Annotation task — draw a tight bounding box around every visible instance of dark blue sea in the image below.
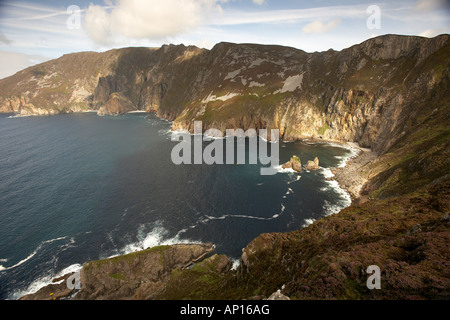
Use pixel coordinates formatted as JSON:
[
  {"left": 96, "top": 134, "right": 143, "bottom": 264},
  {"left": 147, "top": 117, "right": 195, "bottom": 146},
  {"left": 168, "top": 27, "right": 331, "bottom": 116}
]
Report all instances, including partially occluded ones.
[{"left": 0, "top": 112, "right": 355, "bottom": 299}]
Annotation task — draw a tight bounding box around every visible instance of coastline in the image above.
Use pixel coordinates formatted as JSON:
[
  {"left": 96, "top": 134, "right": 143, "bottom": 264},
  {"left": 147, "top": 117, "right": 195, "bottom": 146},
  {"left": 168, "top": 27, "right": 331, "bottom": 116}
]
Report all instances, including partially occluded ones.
[
  {"left": 5, "top": 112, "right": 379, "bottom": 300},
  {"left": 294, "top": 138, "right": 377, "bottom": 204},
  {"left": 329, "top": 143, "right": 377, "bottom": 203},
  {"left": 3, "top": 108, "right": 376, "bottom": 211}
]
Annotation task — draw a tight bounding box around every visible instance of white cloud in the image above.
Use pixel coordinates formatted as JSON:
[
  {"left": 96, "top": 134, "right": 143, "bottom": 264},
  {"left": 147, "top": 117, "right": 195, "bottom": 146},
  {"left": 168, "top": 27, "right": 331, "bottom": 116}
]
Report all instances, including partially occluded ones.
[
  {"left": 85, "top": 0, "right": 225, "bottom": 46},
  {"left": 302, "top": 18, "right": 341, "bottom": 34},
  {"left": 0, "top": 32, "right": 12, "bottom": 44},
  {"left": 195, "top": 38, "right": 215, "bottom": 49},
  {"left": 415, "top": 0, "right": 447, "bottom": 12},
  {"left": 212, "top": 5, "right": 366, "bottom": 26},
  {"left": 252, "top": 0, "right": 266, "bottom": 5},
  {"left": 0, "top": 51, "right": 51, "bottom": 79},
  {"left": 418, "top": 28, "right": 446, "bottom": 37}
]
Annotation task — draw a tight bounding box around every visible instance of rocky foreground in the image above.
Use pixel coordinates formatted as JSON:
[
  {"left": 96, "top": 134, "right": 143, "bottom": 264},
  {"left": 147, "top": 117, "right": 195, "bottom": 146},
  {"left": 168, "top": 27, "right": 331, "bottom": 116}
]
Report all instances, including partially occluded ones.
[
  {"left": 21, "top": 181, "right": 449, "bottom": 300},
  {"left": 21, "top": 244, "right": 218, "bottom": 300}
]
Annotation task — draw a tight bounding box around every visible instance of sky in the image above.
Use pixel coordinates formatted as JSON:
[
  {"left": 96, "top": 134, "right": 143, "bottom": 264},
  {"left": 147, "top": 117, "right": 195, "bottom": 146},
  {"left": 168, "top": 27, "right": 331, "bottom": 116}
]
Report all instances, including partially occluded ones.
[{"left": 0, "top": 0, "right": 449, "bottom": 79}]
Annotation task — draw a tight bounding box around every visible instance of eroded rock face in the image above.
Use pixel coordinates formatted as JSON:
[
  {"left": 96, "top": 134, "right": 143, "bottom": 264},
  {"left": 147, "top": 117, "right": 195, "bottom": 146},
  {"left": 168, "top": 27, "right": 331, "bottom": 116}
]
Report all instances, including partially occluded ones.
[
  {"left": 75, "top": 243, "right": 214, "bottom": 300},
  {"left": 305, "top": 157, "right": 320, "bottom": 170},
  {"left": 282, "top": 155, "right": 302, "bottom": 172},
  {"left": 20, "top": 273, "right": 76, "bottom": 300},
  {"left": 1, "top": 35, "right": 448, "bottom": 155},
  {"left": 19, "top": 243, "right": 215, "bottom": 300},
  {"left": 97, "top": 92, "right": 135, "bottom": 116},
  {"left": 236, "top": 182, "right": 450, "bottom": 300}
]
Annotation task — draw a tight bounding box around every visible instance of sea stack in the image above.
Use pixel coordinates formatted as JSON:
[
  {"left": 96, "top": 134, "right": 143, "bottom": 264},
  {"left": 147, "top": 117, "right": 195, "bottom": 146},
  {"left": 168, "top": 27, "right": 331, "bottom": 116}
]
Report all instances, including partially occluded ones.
[
  {"left": 305, "top": 157, "right": 320, "bottom": 170},
  {"left": 282, "top": 156, "right": 302, "bottom": 172}
]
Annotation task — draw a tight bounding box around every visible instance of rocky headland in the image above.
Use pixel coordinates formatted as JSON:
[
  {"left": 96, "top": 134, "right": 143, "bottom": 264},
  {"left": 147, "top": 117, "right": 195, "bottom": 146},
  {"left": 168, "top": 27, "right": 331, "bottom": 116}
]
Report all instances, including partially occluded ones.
[{"left": 3, "top": 34, "right": 449, "bottom": 300}]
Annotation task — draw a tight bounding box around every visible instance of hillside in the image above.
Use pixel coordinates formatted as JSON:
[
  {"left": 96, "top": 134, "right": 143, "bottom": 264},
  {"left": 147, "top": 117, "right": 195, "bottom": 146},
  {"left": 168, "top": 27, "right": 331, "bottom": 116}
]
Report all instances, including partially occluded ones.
[
  {"left": 1, "top": 34, "right": 448, "bottom": 154},
  {"left": 4, "top": 34, "right": 449, "bottom": 300}
]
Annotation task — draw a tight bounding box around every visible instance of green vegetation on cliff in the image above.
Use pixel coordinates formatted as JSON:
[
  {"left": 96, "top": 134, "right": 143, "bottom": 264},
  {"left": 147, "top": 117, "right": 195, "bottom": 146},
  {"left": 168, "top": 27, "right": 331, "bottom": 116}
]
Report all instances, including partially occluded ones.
[
  {"left": 154, "top": 182, "right": 449, "bottom": 300},
  {"left": 12, "top": 34, "right": 450, "bottom": 301}
]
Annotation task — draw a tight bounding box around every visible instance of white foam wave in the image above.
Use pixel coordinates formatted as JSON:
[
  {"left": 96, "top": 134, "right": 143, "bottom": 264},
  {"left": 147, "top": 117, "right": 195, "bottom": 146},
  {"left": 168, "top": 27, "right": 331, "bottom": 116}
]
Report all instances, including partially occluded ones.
[
  {"left": 0, "top": 236, "right": 67, "bottom": 272},
  {"left": 320, "top": 181, "right": 351, "bottom": 216},
  {"left": 204, "top": 213, "right": 273, "bottom": 222},
  {"left": 287, "top": 175, "right": 301, "bottom": 184},
  {"left": 273, "top": 165, "right": 297, "bottom": 174},
  {"left": 327, "top": 142, "right": 361, "bottom": 167},
  {"left": 231, "top": 259, "right": 240, "bottom": 270},
  {"left": 302, "top": 218, "right": 316, "bottom": 228},
  {"left": 283, "top": 188, "right": 294, "bottom": 198},
  {"left": 316, "top": 167, "right": 352, "bottom": 216},
  {"left": 259, "top": 135, "right": 279, "bottom": 144},
  {"left": 7, "top": 114, "right": 30, "bottom": 119},
  {"left": 320, "top": 167, "right": 335, "bottom": 179},
  {"left": 171, "top": 200, "right": 288, "bottom": 241},
  {"left": 169, "top": 128, "right": 279, "bottom": 145},
  {"left": 158, "top": 128, "right": 173, "bottom": 136},
  {"left": 118, "top": 222, "right": 202, "bottom": 257},
  {"left": 323, "top": 198, "right": 350, "bottom": 216},
  {"left": 200, "top": 200, "right": 286, "bottom": 223},
  {"left": 10, "top": 263, "right": 82, "bottom": 300}
]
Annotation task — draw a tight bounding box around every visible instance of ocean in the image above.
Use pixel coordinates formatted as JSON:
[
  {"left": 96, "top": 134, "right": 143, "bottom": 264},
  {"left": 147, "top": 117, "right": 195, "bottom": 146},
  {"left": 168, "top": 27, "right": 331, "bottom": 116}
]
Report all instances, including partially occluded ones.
[{"left": 0, "top": 112, "right": 356, "bottom": 299}]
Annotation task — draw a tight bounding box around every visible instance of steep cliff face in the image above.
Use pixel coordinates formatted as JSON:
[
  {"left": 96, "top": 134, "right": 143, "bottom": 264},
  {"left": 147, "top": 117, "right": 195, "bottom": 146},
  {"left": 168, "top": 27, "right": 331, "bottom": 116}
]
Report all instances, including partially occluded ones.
[
  {"left": 10, "top": 34, "right": 449, "bottom": 301},
  {"left": 1, "top": 35, "right": 448, "bottom": 156},
  {"left": 0, "top": 50, "right": 122, "bottom": 114}
]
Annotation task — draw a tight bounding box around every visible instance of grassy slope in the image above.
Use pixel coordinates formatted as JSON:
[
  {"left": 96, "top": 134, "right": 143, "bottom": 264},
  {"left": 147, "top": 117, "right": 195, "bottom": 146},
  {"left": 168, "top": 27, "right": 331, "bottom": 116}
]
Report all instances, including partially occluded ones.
[
  {"left": 362, "top": 62, "right": 450, "bottom": 199},
  {"left": 154, "top": 49, "right": 450, "bottom": 300},
  {"left": 156, "top": 182, "right": 449, "bottom": 300},
  {"left": 9, "top": 37, "right": 448, "bottom": 300}
]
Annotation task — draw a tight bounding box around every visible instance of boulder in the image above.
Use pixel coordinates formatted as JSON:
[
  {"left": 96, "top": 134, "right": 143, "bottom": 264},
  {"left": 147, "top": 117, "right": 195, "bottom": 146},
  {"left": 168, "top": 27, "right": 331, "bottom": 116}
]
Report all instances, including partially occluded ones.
[
  {"left": 282, "top": 155, "right": 302, "bottom": 172},
  {"left": 305, "top": 157, "right": 320, "bottom": 170}
]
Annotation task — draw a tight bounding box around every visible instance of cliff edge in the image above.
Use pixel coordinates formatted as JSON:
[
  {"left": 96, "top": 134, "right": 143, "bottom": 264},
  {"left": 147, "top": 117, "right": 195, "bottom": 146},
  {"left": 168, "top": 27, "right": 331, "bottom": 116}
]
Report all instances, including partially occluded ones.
[{"left": 11, "top": 34, "right": 450, "bottom": 300}]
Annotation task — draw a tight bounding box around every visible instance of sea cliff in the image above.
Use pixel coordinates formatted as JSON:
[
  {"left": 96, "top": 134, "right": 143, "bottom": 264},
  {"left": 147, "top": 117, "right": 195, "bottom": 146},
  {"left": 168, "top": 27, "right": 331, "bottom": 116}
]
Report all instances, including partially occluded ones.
[{"left": 6, "top": 34, "right": 449, "bottom": 300}]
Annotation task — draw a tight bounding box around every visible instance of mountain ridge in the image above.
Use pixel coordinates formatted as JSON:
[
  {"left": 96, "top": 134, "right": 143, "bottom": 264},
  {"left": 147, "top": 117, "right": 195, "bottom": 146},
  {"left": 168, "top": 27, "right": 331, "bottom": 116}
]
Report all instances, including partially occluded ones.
[
  {"left": 3, "top": 34, "right": 449, "bottom": 300},
  {"left": 1, "top": 34, "right": 448, "bottom": 155}
]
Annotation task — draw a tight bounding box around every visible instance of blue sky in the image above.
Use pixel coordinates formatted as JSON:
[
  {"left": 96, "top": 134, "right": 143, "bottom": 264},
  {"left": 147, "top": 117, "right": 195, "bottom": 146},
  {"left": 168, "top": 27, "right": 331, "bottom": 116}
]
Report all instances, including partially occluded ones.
[{"left": 0, "top": 0, "right": 449, "bottom": 79}]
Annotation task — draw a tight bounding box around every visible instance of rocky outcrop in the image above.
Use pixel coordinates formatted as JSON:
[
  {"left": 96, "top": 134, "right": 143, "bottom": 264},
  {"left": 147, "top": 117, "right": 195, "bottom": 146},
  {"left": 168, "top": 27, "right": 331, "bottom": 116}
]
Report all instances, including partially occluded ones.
[
  {"left": 97, "top": 92, "right": 136, "bottom": 116},
  {"left": 267, "top": 289, "right": 290, "bottom": 300},
  {"left": 282, "top": 155, "right": 302, "bottom": 172},
  {"left": 21, "top": 243, "right": 215, "bottom": 300},
  {"left": 19, "top": 180, "right": 450, "bottom": 300},
  {"left": 20, "top": 273, "right": 76, "bottom": 300},
  {"left": 235, "top": 181, "right": 450, "bottom": 300},
  {"left": 1, "top": 35, "right": 448, "bottom": 155},
  {"left": 75, "top": 243, "right": 214, "bottom": 300},
  {"left": 305, "top": 157, "right": 320, "bottom": 170}
]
